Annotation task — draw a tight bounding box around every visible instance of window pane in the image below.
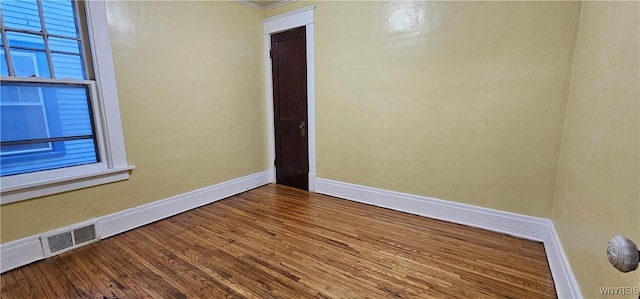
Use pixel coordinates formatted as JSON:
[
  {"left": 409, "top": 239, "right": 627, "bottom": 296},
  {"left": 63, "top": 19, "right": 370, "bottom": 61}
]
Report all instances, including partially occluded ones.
[
  {"left": 49, "top": 85, "right": 94, "bottom": 137},
  {"left": 6, "top": 32, "right": 45, "bottom": 50},
  {"left": 41, "top": 0, "right": 78, "bottom": 37},
  {"left": 51, "top": 53, "right": 84, "bottom": 79},
  {"left": 0, "top": 139, "right": 98, "bottom": 176},
  {"left": 0, "top": 49, "right": 8, "bottom": 76},
  {"left": 1, "top": 82, "right": 94, "bottom": 139},
  {"left": 1, "top": 0, "right": 42, "bottom": 31},
  {"left": 0, "top": 82, "right": 93, "bottom": 141},
  {"left": 48, "top": 37, "right": 80, "bottom": 54},
  {"left": 0, "top": 82, "right": 98, "bottom": 176},
  {"left": 8, "top": 48, "right": 50, "bottom": 78},
  {"left": 0, "top": 104, "right": 49, "bottom": 141},
  {"left": 0, "top": 84, "right": 41, "bottom": 104}
]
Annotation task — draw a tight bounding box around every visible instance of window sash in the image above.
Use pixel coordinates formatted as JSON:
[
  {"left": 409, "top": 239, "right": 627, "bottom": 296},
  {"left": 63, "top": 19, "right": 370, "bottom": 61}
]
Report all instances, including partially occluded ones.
[
  {"left": 0, "top": 75, "right": 106, "bottom": 162},
  {"left": 0, "top": 0, "right": 89, "bottom": 79},
  {"left": 0, "top": 76, "right": 118, "bottom": 193}
]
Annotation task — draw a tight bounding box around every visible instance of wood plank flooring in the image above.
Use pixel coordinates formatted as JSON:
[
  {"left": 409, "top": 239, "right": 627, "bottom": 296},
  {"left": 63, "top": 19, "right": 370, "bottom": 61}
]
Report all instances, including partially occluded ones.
[{"left": 0, "top": 184, "right": 557, "bottom": 298}]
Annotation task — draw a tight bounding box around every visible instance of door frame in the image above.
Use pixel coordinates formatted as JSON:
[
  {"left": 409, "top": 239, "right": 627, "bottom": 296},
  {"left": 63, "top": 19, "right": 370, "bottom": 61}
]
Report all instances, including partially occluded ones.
[{"left": 263, "top": 6, "right": 316, "bottom": 191}]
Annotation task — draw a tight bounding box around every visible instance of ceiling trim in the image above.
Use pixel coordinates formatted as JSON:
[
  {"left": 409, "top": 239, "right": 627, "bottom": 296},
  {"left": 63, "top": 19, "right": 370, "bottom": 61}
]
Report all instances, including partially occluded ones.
[{"left": 236, "top": 0, "right": 297, "bottom": 11}]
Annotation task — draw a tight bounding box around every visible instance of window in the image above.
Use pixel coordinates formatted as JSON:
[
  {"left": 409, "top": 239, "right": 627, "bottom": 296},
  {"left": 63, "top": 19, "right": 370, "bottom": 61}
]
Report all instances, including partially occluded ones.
[{"left": 0, "top": 0, "right": 133, "bottom": 204}]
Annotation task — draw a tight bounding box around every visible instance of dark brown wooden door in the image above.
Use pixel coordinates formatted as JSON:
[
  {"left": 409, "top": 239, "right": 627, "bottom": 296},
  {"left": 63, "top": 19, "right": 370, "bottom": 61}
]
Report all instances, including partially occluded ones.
[{"left": 271, "top": 26, "right": 308, "bottom": 190}]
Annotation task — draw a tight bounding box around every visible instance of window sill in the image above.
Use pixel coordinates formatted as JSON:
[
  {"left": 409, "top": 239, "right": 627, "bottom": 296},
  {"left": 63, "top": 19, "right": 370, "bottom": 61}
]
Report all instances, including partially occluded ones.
[{"left": 0, "top": 165, "right": 135, "bottom": 204}]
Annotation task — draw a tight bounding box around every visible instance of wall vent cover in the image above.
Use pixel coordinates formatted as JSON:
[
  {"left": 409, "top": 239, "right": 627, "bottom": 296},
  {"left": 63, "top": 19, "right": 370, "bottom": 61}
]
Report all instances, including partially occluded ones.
[
  {"left": 40, "top": 224, "right": 99, "bottom": 257},
  {"left": 47, "top": 232, "right": 74, "bottom": 253},
  {"left": 73, "top": 225, "right": 97, "bottom": 244}
]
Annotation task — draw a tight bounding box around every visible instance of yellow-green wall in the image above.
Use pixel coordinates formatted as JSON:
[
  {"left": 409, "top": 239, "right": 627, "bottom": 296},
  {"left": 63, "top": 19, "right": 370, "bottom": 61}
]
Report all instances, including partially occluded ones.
[
  {"left": 552, "top": 2, "right": 640, "bottom": 297},
  {"left": 267, "top": 1, "right": 582, "bottom": 217},
  {"left": 0, "top": 1, "right": 268, "bottom": 242}
]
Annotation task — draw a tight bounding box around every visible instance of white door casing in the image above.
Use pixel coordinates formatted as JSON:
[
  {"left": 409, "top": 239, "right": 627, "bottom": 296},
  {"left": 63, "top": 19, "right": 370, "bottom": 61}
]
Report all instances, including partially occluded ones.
[{"left": 263, "top": 6, "right": 316, "bottom": 191}]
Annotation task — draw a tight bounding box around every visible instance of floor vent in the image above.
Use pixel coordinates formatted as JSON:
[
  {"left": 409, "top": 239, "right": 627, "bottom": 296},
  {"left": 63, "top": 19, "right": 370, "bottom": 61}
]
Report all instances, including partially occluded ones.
[{"left": 40, "top": 224, "right": 99, "bottom": 257}]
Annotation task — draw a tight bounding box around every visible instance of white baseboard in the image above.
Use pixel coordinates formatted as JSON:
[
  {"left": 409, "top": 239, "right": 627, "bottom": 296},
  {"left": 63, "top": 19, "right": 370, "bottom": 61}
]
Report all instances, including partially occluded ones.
[
  {"left": 0, "top": 236, "right": 43, "bottom": 274},
  {"left": 316, "top": 178, "right": 549, "bottom": 241},
  {"left": 0, "top": 170, "right": 271, "bottom": 273},
  {"left": 315, "top": 178, "right": 582, "bottom": 299},
  {"left": 98, "top": 170, "right": 270, "bottom": 238},
  {"left": 543, "top": 223, "right": 583, "bottom": 298}
]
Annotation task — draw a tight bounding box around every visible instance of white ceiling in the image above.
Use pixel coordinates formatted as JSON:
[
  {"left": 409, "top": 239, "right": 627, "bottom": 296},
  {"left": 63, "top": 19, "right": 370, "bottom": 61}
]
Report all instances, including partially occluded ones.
[{"left": 237, "top": 0, "right": 296, "bottom": 11}]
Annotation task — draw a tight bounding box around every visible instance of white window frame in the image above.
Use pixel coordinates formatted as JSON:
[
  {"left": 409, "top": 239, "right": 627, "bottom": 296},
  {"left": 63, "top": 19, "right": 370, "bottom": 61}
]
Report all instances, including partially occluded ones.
[{"left": 0, "top": 1, "right": 134, "bottom": 204}]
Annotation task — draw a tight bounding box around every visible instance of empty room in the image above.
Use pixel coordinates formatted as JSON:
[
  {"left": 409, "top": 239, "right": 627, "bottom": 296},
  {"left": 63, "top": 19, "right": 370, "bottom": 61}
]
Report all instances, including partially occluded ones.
[{"left": 0, "top": 0, "right": 638, "bottom": 298}]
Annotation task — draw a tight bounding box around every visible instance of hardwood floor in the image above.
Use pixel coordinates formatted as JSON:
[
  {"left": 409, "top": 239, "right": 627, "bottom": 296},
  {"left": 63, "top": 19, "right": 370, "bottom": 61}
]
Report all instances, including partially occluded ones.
[{"left": 0, "top": 184, "right": 557, "bottom": 298}]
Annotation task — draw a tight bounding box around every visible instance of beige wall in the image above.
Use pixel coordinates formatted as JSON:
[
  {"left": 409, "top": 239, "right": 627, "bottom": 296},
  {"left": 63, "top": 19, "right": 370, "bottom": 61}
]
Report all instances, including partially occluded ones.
[
  {"left": 267, "top": 1, "right": 581, "bottom": 217},
  {"left": 0, "top": 1, "right": 268, "bottom": 242},
  {"left": 552, "top": 2, "right": 640, "bottom": 297}
]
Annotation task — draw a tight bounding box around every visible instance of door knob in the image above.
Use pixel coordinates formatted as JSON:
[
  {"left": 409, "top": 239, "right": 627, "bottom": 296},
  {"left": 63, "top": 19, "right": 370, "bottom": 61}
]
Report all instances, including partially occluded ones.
[{"left": 607, "top": 235, "right": 639, "bottom": 273}]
